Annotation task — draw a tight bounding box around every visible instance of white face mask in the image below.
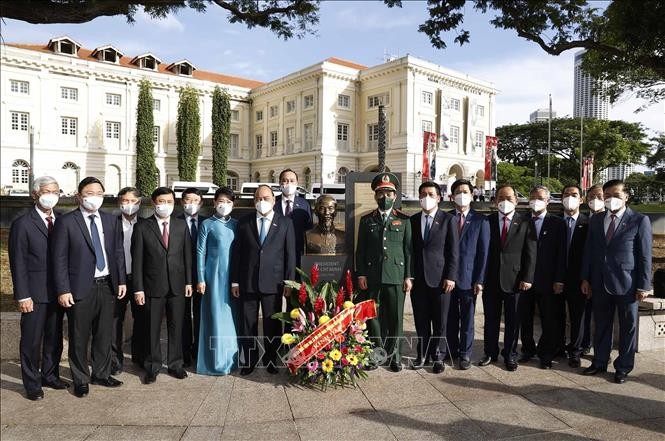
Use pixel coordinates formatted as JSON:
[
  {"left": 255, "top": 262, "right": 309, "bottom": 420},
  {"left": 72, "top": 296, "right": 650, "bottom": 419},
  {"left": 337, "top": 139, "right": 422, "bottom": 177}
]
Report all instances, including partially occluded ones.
[
  {"left": 280, "top": 184, "right": 297, "bottom": 197},
  {"left": 605, "top": 197, "right": 624, "bottom": 212},
  {"left": 120, "top": 203, "right": 140, "bottom": 216},
  {"left": 562, "top": 196, "right": 580, "bottom": 211},
  {"left": 82, "top": 196, "right": 103, "bottom": 212},
  {"left": 216, "top": 202, "right": 233, "bottom": 217},
  {"left": 454, "top": 193, "right": 472, "bottom": 208},
  {"left": 588, "top": 198, "right": 604, "bottom": 212},
  {"left": 38, "top": 193, "right": 59, "bottom": 210},
  {"left": 256, "top": 200, "right": 274, "bottom": 216},
  {"left": 155, "top": 204, "right": 174, "bottom": 218},
  {"left": 498, "top": 200, "right": 515, "bottom": 215},
  {"left": 529, "top": 199, "right": 547, "bottom": 213},
  {"left": 183, "top": 203, "right": 200, "bottom": 216},
  {"left": 419, "top": 196, "right": 439, "bottom": 212}
]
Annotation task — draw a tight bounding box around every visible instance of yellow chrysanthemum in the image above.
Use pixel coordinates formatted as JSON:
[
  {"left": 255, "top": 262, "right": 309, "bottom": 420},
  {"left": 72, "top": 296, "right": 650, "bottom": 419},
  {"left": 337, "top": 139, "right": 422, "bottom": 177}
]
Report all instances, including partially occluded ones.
[
  {"left": 343, "top": 301, "right": 355, "bottom": 309},
  {"left": 329, "top": 349, "right": 342, "bottom": 361},
  {"left": 318, "top": 315, "right": 330, "bottom": 325},
  {"left": 281, "top": 333, "right": 296, "bottom": 345},
  {"left": 322, "top": 359, "right": 334, "bottom": 373},
  {"left": 346, "top": 355, "right": 358, "bottom": 366},
  {"left": 359, "top": 322, "right": 367, "bottom": 330},
  {"left": 290, "top": 308, "right": 301, "bottom": 320}
]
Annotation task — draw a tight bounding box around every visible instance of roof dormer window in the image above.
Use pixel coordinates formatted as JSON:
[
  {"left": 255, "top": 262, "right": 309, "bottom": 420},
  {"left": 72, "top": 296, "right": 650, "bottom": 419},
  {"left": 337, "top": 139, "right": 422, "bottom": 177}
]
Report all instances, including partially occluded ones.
[
  {"left": 130, "top": 53, "right": 162, "bottom": 71},
  {"left": 47, "top": 36, "right": 81, "bottom": 56},
  {"left": 91, "top": 46, "right": 124, "bottom": 64},
  {"left": 60, "top": 41, "right": 75, "bottom": 55},
  {"left": 167, "top": 60, "right": 196, "bottom": 77}
]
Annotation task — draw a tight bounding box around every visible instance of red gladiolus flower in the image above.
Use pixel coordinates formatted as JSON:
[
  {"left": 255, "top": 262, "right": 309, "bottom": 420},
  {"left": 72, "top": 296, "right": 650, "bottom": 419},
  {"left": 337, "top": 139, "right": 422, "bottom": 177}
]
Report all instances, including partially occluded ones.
[
  {"left": 314, "top": 296, "right": 325, "bottom": 315},
  {"left": 316, "top": 352, "right": 326, "bottom": 360},
  {"left": 345, "top": 270, "right": 353, "bottom": 297},
  {"left": 335, "top": 287, "right": 345, "bottom": 308},
  {"left": 341, "top": 357, "right": 349, "bottom": 366},
  {"left": 298, "top": 284, "right": 307, "bottom": 306},
  {"left": 310, "top": 264, "right": 320, "bottom": 286},
  {"left": 354, "top": 345, "right": 363, "bottom": 352},
  {"left": 341, "top": 346, "right": 349, "bottom": 354}
]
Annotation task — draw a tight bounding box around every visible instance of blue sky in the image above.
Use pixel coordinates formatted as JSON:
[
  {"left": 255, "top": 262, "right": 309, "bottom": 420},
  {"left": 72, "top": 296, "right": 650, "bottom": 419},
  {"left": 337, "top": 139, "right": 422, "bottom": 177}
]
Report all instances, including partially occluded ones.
[{"left": 2, "top": 1, "right": 663, "bottom": 132}]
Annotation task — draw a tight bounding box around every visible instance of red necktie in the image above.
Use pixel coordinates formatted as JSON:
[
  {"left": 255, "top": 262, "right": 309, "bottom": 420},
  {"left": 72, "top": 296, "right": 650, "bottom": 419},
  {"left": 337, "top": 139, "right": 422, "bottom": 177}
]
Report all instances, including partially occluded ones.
[
  {"left": 501, "top": 215, "right": 509, "bottom": 247},
  {"left": 162, "top": 221, "right": 169, "bottom": 248},
  {"left": 458, "top": 213, "right": 465, "bottom": 235},
  {"left": 606, "top": 215, "right": 616, "bottom": 242},
  {"left": 285, "top": 199, "right": 292, "bottom": 216},
  {"left": 46, "top": 216, "right": 53, "bottom": 235}
]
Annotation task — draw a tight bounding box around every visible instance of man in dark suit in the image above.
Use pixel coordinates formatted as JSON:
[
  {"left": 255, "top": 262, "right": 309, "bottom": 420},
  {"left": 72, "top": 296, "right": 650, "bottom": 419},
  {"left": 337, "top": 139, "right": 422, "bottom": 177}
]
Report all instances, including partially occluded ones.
[
  {"left": 479, "top": 184, "right": 536, "bottom": 371},
  {"left": 447, "top": 179, "right": 490, "bottom": 370},
  {"left": 132, "top": 187, "right": 192, "bottom": 384},
  {"left": 9, "top": 176, "right": 68, "bottom": 400},
  {"left": 52, "top": 177, "right": 126, "bottom": 398},
  {"left": 560, "top": 184, "right": 589, "bottom": 368},
  {"left": 581, "top": 179, "right": 652, "bottom": 384},
  {"left": 178, "top": 187, "right": 207, "bottom": 367},
  {"left": 111, "top": 187, "right": 148, "bottom": 375},
  {"left": 274, "top": 168, "right": 312, "bottom": 263},
  {"left": 519, "top": 185, "right": 566, "bottom": 369},
  {"left": 409, "top": 181, "right": 458, "bottom": 374},
  {"left": 231, "top": 185, "right": 296, "bottom": 376}
]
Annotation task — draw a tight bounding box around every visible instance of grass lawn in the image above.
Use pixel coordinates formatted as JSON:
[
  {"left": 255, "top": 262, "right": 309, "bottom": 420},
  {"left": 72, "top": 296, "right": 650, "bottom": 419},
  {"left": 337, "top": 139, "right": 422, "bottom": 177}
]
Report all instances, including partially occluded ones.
[{"left": 631, "top": 203, "right": 665, "bottom": 213}]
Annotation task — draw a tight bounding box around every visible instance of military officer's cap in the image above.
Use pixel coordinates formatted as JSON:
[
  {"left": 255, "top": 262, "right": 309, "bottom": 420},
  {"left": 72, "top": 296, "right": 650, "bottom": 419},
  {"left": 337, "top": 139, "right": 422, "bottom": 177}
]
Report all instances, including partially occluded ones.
[{"left": 371, "top": 172, "right": 400, "bottom": 192}]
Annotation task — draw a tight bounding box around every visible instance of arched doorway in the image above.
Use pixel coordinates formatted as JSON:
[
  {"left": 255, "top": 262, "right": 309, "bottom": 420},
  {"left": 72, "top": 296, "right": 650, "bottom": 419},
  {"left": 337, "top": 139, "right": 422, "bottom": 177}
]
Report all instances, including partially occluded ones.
[
  {"left": 11, "top": 159, "right": 30, "bottom": 190},
  {"left": 105, "top": 164, "right": 121, "bottom": 195},
  {"left": 253, "top": 171, "right": 261, "bottom": 182},
  {"left": 62, "top": 161, "right": 80, "bottom": 195},
  {"left": 268, "top": 170, "right": 275, "bottom": 183},
  {"left": 337, "top": 167, "right": 349, "bottom": 184},
  {"left": 227, "top": 171, "right": 239, "bottom": 191},
  {"left": 448, "top": 164, "right": 464, "bottom": 179},
  {"left": 475, "top": 170, "right": 485, "bottom": 189}
]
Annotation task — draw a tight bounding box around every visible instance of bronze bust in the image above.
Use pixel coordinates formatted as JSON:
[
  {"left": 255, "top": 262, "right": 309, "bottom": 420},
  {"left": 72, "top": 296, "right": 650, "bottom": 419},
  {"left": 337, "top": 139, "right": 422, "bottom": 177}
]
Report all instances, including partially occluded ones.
[{"left": 305, "top": 195, "right": 346, "bottom": 255}]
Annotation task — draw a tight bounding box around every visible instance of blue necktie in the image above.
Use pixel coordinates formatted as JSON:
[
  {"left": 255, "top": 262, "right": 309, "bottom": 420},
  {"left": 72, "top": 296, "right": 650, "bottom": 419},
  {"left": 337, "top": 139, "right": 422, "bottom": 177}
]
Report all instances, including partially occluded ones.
[
  {"left": 424, "top": 215, "right": 432, "bottom": 242},
  {"left": 566, "top": 217, "right": 574, "bottom": 250},
  {"left": 190, "top": 218, "right": 198, "bottom": 242},
  {"left": 89, "top": 214, "right": 106, "bottom": 271},
  {"left": 259, "top": 217, "right": 268, "bottom": 245}
]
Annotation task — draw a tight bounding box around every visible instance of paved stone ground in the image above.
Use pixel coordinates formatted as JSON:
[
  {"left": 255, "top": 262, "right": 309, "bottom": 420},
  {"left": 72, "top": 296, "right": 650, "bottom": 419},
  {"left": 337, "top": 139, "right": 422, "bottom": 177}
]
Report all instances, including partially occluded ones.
[{"left": 2, "top": 311, "right": 664, "bottom": 441}]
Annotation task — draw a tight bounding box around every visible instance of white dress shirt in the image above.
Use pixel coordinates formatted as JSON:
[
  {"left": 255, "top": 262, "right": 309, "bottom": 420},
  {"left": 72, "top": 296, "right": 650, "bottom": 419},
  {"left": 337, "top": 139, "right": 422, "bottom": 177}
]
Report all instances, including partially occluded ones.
[
  {"left": 80, "top": 208, "right": 109, "bottom": 277},
  {"left": 184, "top": 213, "right": 199, "bottom": 236},
  {"left": 256, "top": 210, "right": 275, "bottom": 237},
  {"left": 122, "top": 215, "right": 137, "bottom": 275},
  {"left": 281, "top": 195, "right": 296, "bottom": 215},
  {"left": 498, "top": 211, "right": 515, "bottom": 237},
  {"left": 34, "top": 205, "right": 55, "bottom": 228},
  {"left": 421, "top": 210, "right": 436, "bottom": 240},
  {"left": 531, "top": 211, "right": 547, "bottom": 238},
  {"left": 604, "top": 206, "right": 626, "bottom": 236}
]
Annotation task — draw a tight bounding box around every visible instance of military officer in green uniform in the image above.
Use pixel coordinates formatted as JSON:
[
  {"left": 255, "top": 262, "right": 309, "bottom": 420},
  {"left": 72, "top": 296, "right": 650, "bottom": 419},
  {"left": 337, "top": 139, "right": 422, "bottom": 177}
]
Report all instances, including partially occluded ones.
[{"left": 356, "top": 173, "right": 413, "bottom": 372}]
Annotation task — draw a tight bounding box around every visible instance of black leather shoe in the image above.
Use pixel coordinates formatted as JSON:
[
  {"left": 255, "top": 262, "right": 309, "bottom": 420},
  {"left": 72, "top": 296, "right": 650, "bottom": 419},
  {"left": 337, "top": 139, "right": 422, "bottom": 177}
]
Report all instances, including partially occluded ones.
[
  {"left": 167, "top": 369, "right": 188, "bottom": 379},
  {"left": 111, "top": 365, "right": 122, "bottom": 376},
  {"left": 459, "top": 359, "right": 472, "bottom": 370},
  {"left": 478, "top": 355, "right": 496, "bottom": 366},
  {"left": 91, "top": 376, "right": 123, "bottom": 387},
  {"left": 144, "top": 372, "right": 157, "bottom": 384},
  {"left": 42, "top": 378, "right": 69, "bottom": 389},
  {"left": 506, "top": 362, "right": 518, "bottom": 372},
  {"left": 390, "top": 362, "right": 403, "bottom": 372},
  {"left": 240, "top": 367, "right": 254, "bottom": 376},
  {"left": 411, "top": 358, "right": 424, "bottom": 369},
  {"left": 568, "top": 358, "right": 581, "bottom": 368},
  {"left": 432, "top": 361, "right": 444, "bottom": 374},
  {"left": 365, "top": 363, "right": 378, "bottom": 371},
  {"left": 540, "top": 360, "right": 552, "bottom": 369},
  {"left": 582, "top": 347, "right": 591, "bottom": 355},
  {"left": 26, "top": 389, "right": 44, "bottom": 401},
  {"left": 582, "top": 366, "right": 607, "bottom": 376},
  {"left": 74, "top": 384, "right": 89, "bottom": 397},
  {"left": 614, "top": 372, "right": 628, "bottom": 384},
  {"left": 518, "top": 353, "right": 534, "bottom": 363},
  {"left": 267, "top": 365, "right": 279, "bottom": 375}
]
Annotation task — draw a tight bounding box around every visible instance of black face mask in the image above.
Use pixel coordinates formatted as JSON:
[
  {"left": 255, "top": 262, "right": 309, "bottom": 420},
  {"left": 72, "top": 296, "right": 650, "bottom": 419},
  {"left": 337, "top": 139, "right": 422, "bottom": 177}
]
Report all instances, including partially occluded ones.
[{"left": 377, "top": 196, "right": 394, "bottom": 211}]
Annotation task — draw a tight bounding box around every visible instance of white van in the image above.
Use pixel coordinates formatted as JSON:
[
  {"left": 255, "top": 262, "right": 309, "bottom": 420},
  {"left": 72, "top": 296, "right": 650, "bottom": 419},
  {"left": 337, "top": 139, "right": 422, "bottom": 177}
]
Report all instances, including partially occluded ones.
[
  {"left": 239, "top": 182, "right": 282, "bottom": 199},
  {"left": 309, "top": 183, "right": 346, "bottom": 201},
  {"left": 171, "top": 181, "right": 219, "bottom": 199}
]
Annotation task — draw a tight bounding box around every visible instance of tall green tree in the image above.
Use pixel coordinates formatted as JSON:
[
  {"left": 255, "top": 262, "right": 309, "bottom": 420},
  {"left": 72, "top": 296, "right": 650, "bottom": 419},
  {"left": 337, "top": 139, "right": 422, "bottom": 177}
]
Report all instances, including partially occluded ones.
[
  {"left": 135, "top": 79, "right": 158, "bottom": 194},
  {"left": 496, "top": 162, "right": 563, "bottom": 196},
  {"left": 496, "top": 118, "right": 650, "bottom": 186},
  {"left": 211, "top": 87, "right": 231, "bottom": 187},
  {"left": 176, "top": 86, "right": 201, "bottom": 181}
]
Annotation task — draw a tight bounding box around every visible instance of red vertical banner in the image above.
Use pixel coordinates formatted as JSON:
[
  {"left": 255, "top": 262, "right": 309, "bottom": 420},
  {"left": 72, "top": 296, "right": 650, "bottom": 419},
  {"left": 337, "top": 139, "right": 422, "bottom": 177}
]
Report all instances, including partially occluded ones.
[
  {"left": 485, "top": 136, "right": 498, "bottom": 181},
  {"left": 422, "top": 132, "right": 431, "bottom": 180},
  {"left": 582, "top": 156, "right": 594, "bottom": 189}
]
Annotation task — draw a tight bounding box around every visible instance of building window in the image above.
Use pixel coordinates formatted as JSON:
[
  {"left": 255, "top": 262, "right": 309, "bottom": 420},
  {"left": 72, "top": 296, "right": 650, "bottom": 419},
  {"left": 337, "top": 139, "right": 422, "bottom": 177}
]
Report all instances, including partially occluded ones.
[
  {"left": 303, "top": 123, "right": 313, "bottom": 151},
  {"left": 10, "top": 80, "right": 29, "bottom": 94},
  {"left": 337, "top": 123, "right": 349, "bottom": 151},
  {"left": 153, "top": 99, "right": 161, "bottom": 111},
  {"left": 269, "top": 105, "right": 279, "bottom": 119},
  {"left": 303, "top": 94, "right": 314, "bottom": 110},
  {"left": 11, "top": 112, "right": 29, "bottom": 131},
  {"left": 337, "top": 167, "right": 349, "bottom": 184},
  {"left": 106, "top": 93, "right": 121, "bottom": 106},
  {"left": 106, "top": 121, "right": 121, "bottom": 139},
  {"left": 58, "top": 41, "right": 76, "bottom": 55},
  {"left": 368, "top": 93, "right": 389, "bottom": 109},
  {"left": 255, "top": 134, "right": 263, "bottom": 158},
  {"left": 474, "top": 131, "right": 484, "bottom": 151},
  {"left": 368, "top": 123, "right": 379, "bottom": 150},
  {"left": 422, "top": 120, "right": 432, "bottom": 133},
  {"left": 61, "top": 117, "right": 77, "bottom": 136},
  {"left": 101, "top": 49, "right": 118, "bottom": 63},
  {"left": 286, "top": 100, "right": 296, "bottom": 114},
  {"left": 270, "top": 131, "right": 278, "bottom": 155},
  {"left": 153, "top": 126, "right": 160, "bottom": 151},
  {"left": 227, "top": 172, "right": 239, "bottom": 191},
  {"left": 450, "top": 125, "right": 460, "bottom": 144},
  {"left": 422, "top": 91, "right": 433, "bottom": 105},
  {"left": 61, "top": 87, "right": 78, "bottom": 101},
  {"left": 449, "top": 98, "right": 460, "bottom": 111},
  {"left": 338, "top": 94, "right": 350, "bottom": 109},
  {"left": 142, "top": 57, "right": 156, "bottom": 70},
  {"left": 286, "top": 127, "right": 295, "bottom": 153},
  {"left": 476, "top": 105, "right": 485, "bottom": 117},
  {"left": 256, "top": 110, "right": 263, "bottom": 122},
  {"left": 230, "top": 133, "right": 239, "bottom": 158},
  {"left": 231, "top": 110, "right": 240, "bottom": 121},
  {"left": 11, "top": 160, "right": 30, "bottom": 185}
]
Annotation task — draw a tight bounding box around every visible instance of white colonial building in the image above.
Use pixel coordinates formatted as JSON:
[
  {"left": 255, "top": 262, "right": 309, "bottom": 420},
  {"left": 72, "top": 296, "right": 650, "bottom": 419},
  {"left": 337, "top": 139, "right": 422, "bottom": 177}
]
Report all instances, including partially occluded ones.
[{"left": 1, "top": 36, "right": 497, "bottom": 197}]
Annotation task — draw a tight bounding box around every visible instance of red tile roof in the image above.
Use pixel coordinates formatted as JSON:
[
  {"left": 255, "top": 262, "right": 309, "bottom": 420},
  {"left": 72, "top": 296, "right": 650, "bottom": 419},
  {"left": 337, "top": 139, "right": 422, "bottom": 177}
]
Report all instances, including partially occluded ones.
[{"left": 325, "top": 57, "right": 367, "bottom": 70}]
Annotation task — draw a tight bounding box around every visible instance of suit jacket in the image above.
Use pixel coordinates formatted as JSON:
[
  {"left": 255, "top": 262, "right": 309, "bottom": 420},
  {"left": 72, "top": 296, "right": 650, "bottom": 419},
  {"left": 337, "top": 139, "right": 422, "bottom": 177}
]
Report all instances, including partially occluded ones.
[
  {"left": 581, "top": 207, "right": 652, "bottom": 296},
  {"left": 410, "top": 210, "right": 459, "bottom": 288},
  {"left": 230, "top": 212, "right": 296, "bottom": 294},
  {"left": 356, "top": 209, "right": 413, "bottom": 286},
  {"left": 562, "top": 213, "right": 588, "bottom": 290},
  {"left": 9, "top": 207, "right": 57, "bottom": 303},
  {"left": 52, "top": 209, "right": 125, "bottom": 300},
  {"left": 275, "top": 195, "right": 312, "bottom": 256},
  {"left": 177, "top": 213, "right": 208, "bottom": 285},
  {"left": 485, "top": 212, "right": 537, "bottom": 293},
  {"left": 131, "top": 215, "right": 192, "bottom": 297},
  {"left": 531, "top": 213, "right": 567, "bottom": 293},
  {"left": 449, "top": 209, "right": 490, "bottom": 290}
]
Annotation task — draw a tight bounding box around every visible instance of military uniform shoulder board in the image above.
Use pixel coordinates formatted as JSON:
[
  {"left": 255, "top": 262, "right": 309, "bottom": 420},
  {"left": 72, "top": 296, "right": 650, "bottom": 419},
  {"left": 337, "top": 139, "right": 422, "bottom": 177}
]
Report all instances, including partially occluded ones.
[{"left": 392, "top": 208, "right": 410, "bottom": 218}]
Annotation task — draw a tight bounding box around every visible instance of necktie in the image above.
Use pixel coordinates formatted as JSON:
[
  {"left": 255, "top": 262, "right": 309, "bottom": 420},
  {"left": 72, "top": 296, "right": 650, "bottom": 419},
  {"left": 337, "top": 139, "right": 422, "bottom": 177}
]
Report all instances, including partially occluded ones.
[
  {"left": 88, "top": 215, "right": 106, "bottom": 271},
  {"left": 259, "top": 217, "right": 268, "bottom": 245},
  {"left": 285, "top": 200, "right": 292, "bottom": 216},
  {"left": 382, "top": 213, "right": 388, "bottom": 226},
  {"left": 424, "top": 215, "right": 432, "bottom": 242},
  {"left": 190, "top": 218, "right": 198, "bottom": 242},
  {"left": 533, "top": 216, "right": 540, "bottom": 237},
  {"left": 606, "top": 215, "right": 616, "bottom": 242},
  {"left": 458, "top": 212, "right": 465, "bottom": 235},
  {"left": 162, "top": 221, "right": 169, "bottom": 248},
  {"left": 501, "top": 215, "right": 509, "bottom": 247},
  {"left": 46, "top": 216, "right": 54, "bottom": 235},
  {"left": 566, "top": 217, "right": 574, "bottom": 250}
]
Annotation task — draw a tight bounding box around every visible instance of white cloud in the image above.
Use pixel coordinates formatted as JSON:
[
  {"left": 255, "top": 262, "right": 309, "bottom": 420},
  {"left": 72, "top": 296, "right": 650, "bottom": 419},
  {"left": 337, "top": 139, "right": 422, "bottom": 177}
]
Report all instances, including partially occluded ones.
[
  {"left": 335, "top": 7, "right": 420, "bottom": 30},
  {"left": 135, "top": 10, "right": 184, "bottom": 32}
]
